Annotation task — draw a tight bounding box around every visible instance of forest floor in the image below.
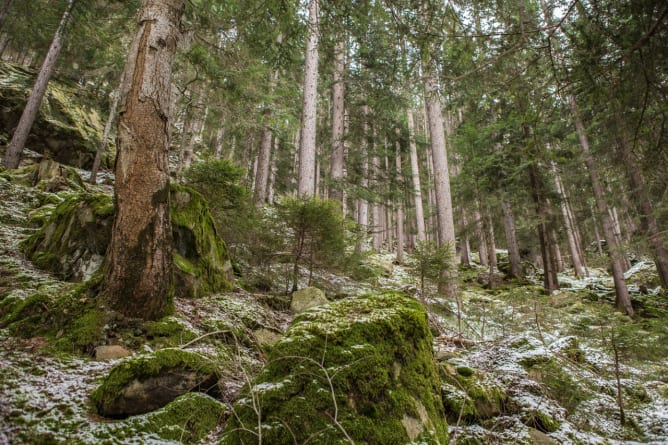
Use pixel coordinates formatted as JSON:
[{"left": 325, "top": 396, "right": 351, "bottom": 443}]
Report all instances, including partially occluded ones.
[{"left": 0, "top": 168, "right": 667, "bottom": 444}]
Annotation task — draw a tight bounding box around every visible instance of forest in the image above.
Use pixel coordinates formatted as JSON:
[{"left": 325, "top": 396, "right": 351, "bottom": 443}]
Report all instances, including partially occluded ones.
[{"left": 0, "top": 0, "right": 667, "bottom": 443}]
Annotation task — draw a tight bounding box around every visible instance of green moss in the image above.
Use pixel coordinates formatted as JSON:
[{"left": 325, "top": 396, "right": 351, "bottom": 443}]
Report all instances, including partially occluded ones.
[
  {"left": 456, "top": 366, "right": 475, "bottom": 377},
  {"left": 221, "top": 292, "right": 448, "bottom": 445},
  {"left": 90, "top": 348, "right": 220, "bottom": 412},
  {"left": 144, "top": 317, "right": 198, "bottom": 348},
  {"left": 117, "top": 393, "right": 226, "bottom": 443},
  {"left": 522, "top": 409, "right": 560, "bottom": 433},
  {"left": 523, "top": 359, "right": 588, "bottom": 413}
]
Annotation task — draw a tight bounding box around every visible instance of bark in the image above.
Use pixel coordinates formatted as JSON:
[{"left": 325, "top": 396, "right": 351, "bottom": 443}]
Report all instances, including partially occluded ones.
[
  {"left": 569, "top": 95, "right": 633, "bottom": 315},
  {"left": 90, "top": 87, "right": 122, "bottom": 184},
  {"left": 3, "top": 0, "right": 76, "bottom": 169},
  {"left": 407, "top": 106, "right": 427, "bottom": 242},
  {"left": 178, "top": 87, "right": 204, "bottom": 175},
  {"left": 528, "top": 163, "right": 559, "bottom": 293},
  {"left": 485, "top": 208, "right": 497, "bottom": 270},
  {"left": 356, "top": 104, "right": 370, "bottom": 252},
  {"left": 103, "top": 0, "right": 184, "bottom": 321},
  {"left": 423, "top": 58, "right": 458, "bottom": 295},
  {"left": 459, "top": 210, "right": 472, "bottom": 266},
  {"left": 297, "top": 0, "right": 319, "bottom": 197},
  {"left": 501, "top": 198, "right": 523, "bottom": 278},
  {"left": 253, "top": 110, "right": 273, "bottom": 207},
  {"left": 213, "top": 113, "right": 225, "bottom": 160},
  {"left": 268, "top": 136, "right": 278, "bottom": 205},
  {"left": 371, "top": 151, "right": 382, "bottom": 251},
  {"left": 552, "top": 161, "right": 586, "bottom": 277},
  {"left": 551, "top": 228, "right": 564, "bottom": 272},
  {"left": 473, "top": 206, "right": 488, "bottom": 267},
  {"left": 329, "top": 38, "right": 346, "bottom": 202}
]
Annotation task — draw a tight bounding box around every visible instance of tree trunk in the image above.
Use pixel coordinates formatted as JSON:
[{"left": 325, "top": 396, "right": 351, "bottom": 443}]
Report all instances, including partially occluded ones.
[
  {"left": 3, "top": 0, "right": 76, "bottom": 169},
  {"left": 395, "top": 138, "right": 404, "bottom": 263},
  {"left": 297, "top": 0, "right": 319, "bottom": 197},
  {"left": 407, "top": 106, "right": 427, "bottom": 243},
  {"left": 90, "top": 86, "right": 122, "bottom": 184},
  {"left": 103, "top": 0, "right": 184, "bottom": 321},
  {"left": 423, "top": 58, "right": 458, "bottom": 295},
  {"left": 473, "top": 206, "right": 488, "bottom": 267},
  {"left": 371, "top": 150, "right": 382, "bottom": 251},
  {"left": 254, "top": 68, "right": 277, "bottom": 208},
  {"left": 569, "top": 95, "right": 633, "bottom": 315},
  {"left": 0, "top": 0, "right": 13, "bottom": 30},
  {"left": 356, "top": 104, "right": 370, "bottom": 253},
  {"left": 485, "top": 207, "right": 497, "bottom": 270},
  {"left": 501, "top": 198, "right": 523, "bottom": 278},
  {"left": 459, "top": 210, "right": 472, "bottom": 266},
  {"left": 213, "top": 113, "right": 225, "bottom": 160},
  {"left": 178, "top": 87, "right": 204, "bottom": 176},
  {"left": 329, "top": 37, "right": 345, "bottom": 202},
  {"left": 552, "top": 161, "right": 586, "bottom": 277},
  {"left": 268, "top": 136, "right": 278, "bottom": 205}
]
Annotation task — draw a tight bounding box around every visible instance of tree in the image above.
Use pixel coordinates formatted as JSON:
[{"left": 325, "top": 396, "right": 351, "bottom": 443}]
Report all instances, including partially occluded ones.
[
  {"left": 2, "top": 0, "right": 76, "bottom": 169},
  {"left": 102, "top": 0, "right": 185, "bottom": 321}
]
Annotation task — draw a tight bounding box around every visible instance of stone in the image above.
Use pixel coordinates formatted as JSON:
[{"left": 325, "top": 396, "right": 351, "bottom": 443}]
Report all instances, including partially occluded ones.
[
  {"left": 221, "top": 292, "right": 449, "bottom": 445},
  {"left": 290, "top": 286, "right": 328, "bottom": 313},
  {"left": 91, "top": 348, "right": 222, "bottom": 418},
  {"left": 528, "top": 427, "right": 559, "bottom": 444},
  {"left": 94, "top": 345, "right": 132, "bottom": 361},
  {"left": 252, "top": 328, "right": 282, "bottom": 346}
]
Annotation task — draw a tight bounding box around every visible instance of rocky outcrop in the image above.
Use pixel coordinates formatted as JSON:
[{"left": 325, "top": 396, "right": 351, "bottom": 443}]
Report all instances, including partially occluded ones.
[{"left": 221, "top": 292, "right": 449, "bottom": 445}]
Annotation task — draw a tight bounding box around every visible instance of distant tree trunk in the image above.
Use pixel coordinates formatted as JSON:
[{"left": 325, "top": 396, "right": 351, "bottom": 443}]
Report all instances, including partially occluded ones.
[
  {"left": 329, "top": 37, "right": 345, "bottom": 203},
  {"left": 485, "top": 207, "right": 497, "bottom": 270},
  {"left": 371, "top": 149, "right": 382, "bottom": 251},
  {"left": 356, "top": 104, "right": 370, "bottom": 252},
  {"left": 407, "top": 106, "right": 427, "bottom": 243},
  {"left": 395, "top": 138, "right": 404, "bottom": 264},
  {"left": 552, "top": 162, "right": 586, "bottom": 277},
  {"left": 297, "top": 0, "right": 319, "bottom": 197},
  {"left": 90, "top": 86, "right": 122, "bottom": 184},
  {"left": 103, "top": 0, "right": 184, "bottom": 321},
  {"left": 459, "top": 210, "right": 472, "bottom": 266},
  {"left": 591, "top": 204, "right": 605, "bottom": 256},
  {"left": 423, "top": 57, "right": 458, "bottom": 295},
  {"left": 268, "top": 136, "right": 278, "bottom": 205},
  {"left": 501, "top": 198, "right": 523, "bottom": 278},
  {"left": 253, "top": 110, "right": 273, "bottom": 207},
  {"left": 213, "top": 114, "right": 225, "bottom": 160},
  {"left": 179, "top": 87, "right": 204, "bottom": 176},
  {"left": 569, "top": 95, "right": 633, "bottom": 315},
  {"left": 2, "top": 0, "right": 76, "bottom": 169},
  {"left": 473, "top": 206, "right": 488, "bottom": 267},
  {"left": 551, "top": 228, "right": 564, "bottom": 272}
]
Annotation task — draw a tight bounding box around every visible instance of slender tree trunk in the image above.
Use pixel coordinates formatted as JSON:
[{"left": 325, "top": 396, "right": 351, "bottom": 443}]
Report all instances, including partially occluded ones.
[
  {"left": 253, "top": 109, "right": 273, "bottom": 207},
  {"left": 371, "top": 150, "right": 382, "bottom": 251},
  {"left": 297, "top": 0, "right": 319, "bottom": 197},
  {"left": 213, "top": 113, "right": 225, "bottom": 160},
  {"left": 552, "top": 161, "right": 586, "bottom": 277},
  {"left": 529, "top": 163, "right": 560, "bottom": 293},
  {"left": 423, "top": 58, "right": 458, "bottom": 295},
  {"left": 569, "top": 95, "right": 633, "bottom": 315},
  {"left": 485, "top": 207, "right": 497, "bottom": 270},
  {"left": 501, "top": 198, "right": 523, "bottom": 278},
  {"left": 179, "top": 87, "right": 204, "bottom": 175},
  {"left": 395, "top": 138, "right": 404, "bottom": 263},
  {"left": 329, "top": 37, "right": 345, "bottom": 202},
  {"left": 460, "top": 210, "right": 472, "bottom": 266},
  {"left": 3, "top": 0, "right": 76, "bottom": 169},
  {"left": 591, "top": 204, "right": 605, "bottom": 256},
  {"left": 356, "top": 105, "right": 370, "bottom": 252},
  {"left": 268, "top": 136, "right": 278, "bottom": 205},
  {"left": 551, "top": 228, "right": 564, "bottom": 272},
  {"left": 103, "top": 0, "right": 184, "bottom": 321},
  {"left": 407, "top": 106, "right": 427, "bottom": 243},
  {"left": 90, "top": 87, "right": 122, "bottom": 184},
  {"left": 474, "top": 206, "right": 488, "bottom": 267}
]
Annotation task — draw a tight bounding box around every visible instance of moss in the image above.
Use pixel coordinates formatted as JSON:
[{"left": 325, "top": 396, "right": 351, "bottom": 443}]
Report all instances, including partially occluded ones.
[
  {"left": 117, "top": 393, "right": 227, "bottom": 444},
  {"left": 522, "top": 409, "right": 560, "bottom": 433},
  {"left": 221, "top": 292, "right": 448, "bottom": 445},
  {"left": 523, "top": 359, "right": 588, "bottom": 413},
  {"left": 456, "top": 366, "right": 475, "bottom": 377},
  {"left": 90, "top": 348, "right": 220, "bottom": 413},
  {"left": 144, "top": 317, "right": 198, "bottom": 348}
]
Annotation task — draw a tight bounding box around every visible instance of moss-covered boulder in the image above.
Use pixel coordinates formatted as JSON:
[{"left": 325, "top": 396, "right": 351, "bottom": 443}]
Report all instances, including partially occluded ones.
[
  {"left": 0, "top": 61, "right": 104, "bottom": 169},
  {"left": 111, "top": 392, "right": 227, "bottom": 444},
  {"left": 91, "top": 348, "right": 222, "bottom": 418},
  {"left": 22, "top": 183, "right": 234, "bottom": 297},
  {"left": 290, "top": 286, "right": 328, "bottom": 313},
  {"left": 171, "top": 184, "right": 234, "bottom": 298},
  {"left": 221, "top": 292, "right": 449, "bottom": 445},
  {"left": 22, "top": 191, "right": 113, "bottom": 281}
]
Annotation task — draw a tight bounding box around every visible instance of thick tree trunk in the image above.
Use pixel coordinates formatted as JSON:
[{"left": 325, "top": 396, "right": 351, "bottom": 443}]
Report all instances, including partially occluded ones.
[
  {"left": 3, "top": 0, "right": 76, "bottom": 169},
  {"left": 329, "top": 38, "right": 345, "bottom": 202},
  {"left": 569, "top": 95, "right": 633, "bottom": 315},
  {"left": 423, "top": 59, "right": 458, "bottom": 295},
  {"left": 103, "top": 0, "right": 184, "bottom": 321},
  {"left": 90, "top": 87, "right": 122, "bottom": 184},
  {"left": 501, "top": 198, "right": 523, "bottom": 278},
  {"left": 297, "top": 0, "right": 319, "bottom": 197},
  {"left": 407, "top": 107, "right": 427, "bottom": 243}
]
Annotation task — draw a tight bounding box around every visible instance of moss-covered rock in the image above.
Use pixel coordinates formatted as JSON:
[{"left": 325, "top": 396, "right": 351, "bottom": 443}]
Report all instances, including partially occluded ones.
[
  {"left": 22, "top": 191, "right": 113, "bottom": 281},
  {"left": 290, "top": 286, "right": 328, "bottom": 313},
  {"left": 221, "top": 292, "right": 448, "bottom": 445},
  {"left": 90, "top": 348, "right": 222, "bottom": 418},
  {"left": 21, "top": 184, "right": 234, "bottom": 298},
  {"left": 0, "top": 61, "right": 104, "bottom": 169},
  {"left": 114, "top": 392, "right": 227, "bottom": 444},
  {"left": 170, "top": 183, "right": 234, "bottom": 298}
]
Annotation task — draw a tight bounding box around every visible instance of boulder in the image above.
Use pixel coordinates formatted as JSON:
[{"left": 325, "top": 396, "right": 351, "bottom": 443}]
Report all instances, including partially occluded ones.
[
  {"left": 221, "top": 292, "right": 449, "bottom": 445},
  {"left": 94, "top": 345, "right": 132, "bottom": 361},
  {"left": 90, "top": 348, "right": 221, "bottom": 418},
  {"left": 290, "top": 286, "right": 328, "bottom": 313},
  {"left": 0, "top": 61, "right": 104, "bottom": 169},
  {"left": 22, "top": 183, "right": 234, "bottom": 297}
]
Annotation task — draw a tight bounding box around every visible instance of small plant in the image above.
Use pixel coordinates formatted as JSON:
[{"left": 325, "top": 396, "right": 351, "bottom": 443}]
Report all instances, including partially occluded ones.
[{"left": 409, "top": 240, "right": 453, "bottom": 299}]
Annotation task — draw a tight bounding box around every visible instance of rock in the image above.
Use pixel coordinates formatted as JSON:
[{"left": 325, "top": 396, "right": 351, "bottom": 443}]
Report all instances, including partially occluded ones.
[
  {"left": 0, "top": 61, "right": 104, "bottom": 169},
  {"left": 91, "top": 348, "right": 222, "bottom": 418},
  {"left": 527, "top": 428, "right": 559, "bottom": 445},
  {"left": 290, "top": 286, "right": 328, "bottom": 313},
  {"left": 221, "top": 292, "right": 449, "bottom": 445},
  {"left": 32, "top": 158, "right": 85, "bottom": 192},
  {"left": 22, "top": 184, "right": 234, "bottom": 298},
  {"left": 94, "top": 345, "right": 132, "bottom": 361},
  {"left": 113, "top": 393, "right": 227, "bottom": 443},
  {"left": 253, "top": 328, "right": 282, "bottom": 346}
]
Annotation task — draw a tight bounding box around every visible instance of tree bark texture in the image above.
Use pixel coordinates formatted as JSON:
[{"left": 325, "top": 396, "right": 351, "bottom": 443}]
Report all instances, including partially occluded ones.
[
  {"left": 407, "top": 106, "right": 427, "bottom": 243},
  {"left": 254, "top": 102, "right": 274, "bottom": 207},
  {"left": 395, "top": 138, "right": 404, "bottom": 263},
  {"left": 90, "top": 87, "right": 122, "bottom": 184},
  {"left": 501, "top": 198, "right": 523, "bottom": 278},
  {"left": 297, "top": 0, "right": 319, "bottom": 197},
  {"left": 3, "top": 0, "right": 76, "bottom": 169},
  {"left": 552, "top": 162, "right": 586, "bottom": 277},
  {"left": 329, "top": 37, "right": 345, "bottom": 202},
  {"left": 103, "top": 0, "right": 184, "bottom": 321}
]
